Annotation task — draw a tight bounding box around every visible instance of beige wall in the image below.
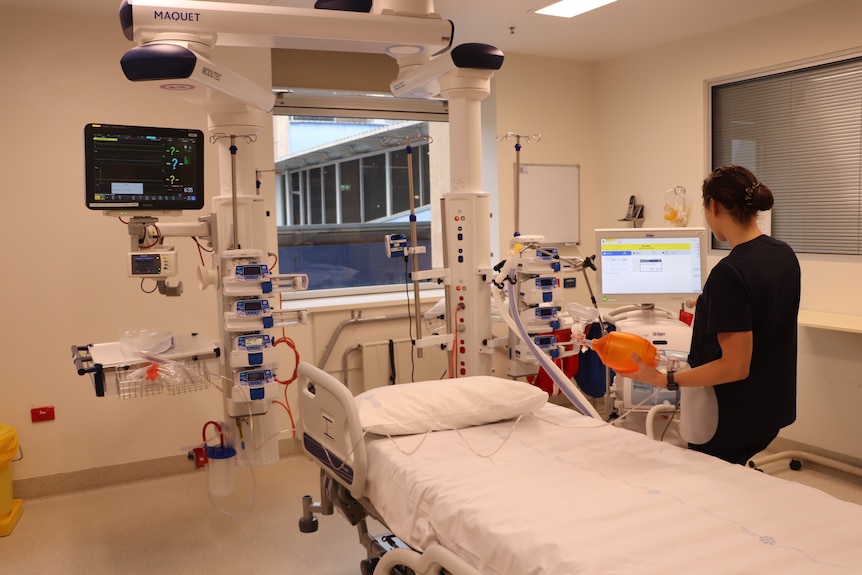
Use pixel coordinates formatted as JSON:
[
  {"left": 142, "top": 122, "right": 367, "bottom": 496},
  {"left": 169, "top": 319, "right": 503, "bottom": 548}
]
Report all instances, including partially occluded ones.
[
  {"left": 493, "top": 54, "right": 598, "bottom": 264},
  {"left": 0, "top": 6, "right": 278, "bottom": 480},
  {"left": 4, "top": 0, "right": 862, "bottom": 482}
]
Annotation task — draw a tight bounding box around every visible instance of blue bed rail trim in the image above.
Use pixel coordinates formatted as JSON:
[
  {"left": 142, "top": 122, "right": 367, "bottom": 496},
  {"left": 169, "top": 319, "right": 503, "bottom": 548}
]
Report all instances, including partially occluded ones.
[{"left": 303, "top": 433, "right": 355, "bottom": 486}]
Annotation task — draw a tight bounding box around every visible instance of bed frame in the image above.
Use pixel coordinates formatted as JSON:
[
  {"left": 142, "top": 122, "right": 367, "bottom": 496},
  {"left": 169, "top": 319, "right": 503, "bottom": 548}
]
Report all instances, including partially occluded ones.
[
  {"left": 296, "top": 361, "right": 862, "bottom": 575},
  {"left": 296, "top": 362, "right": 473, "bottom": 575}
]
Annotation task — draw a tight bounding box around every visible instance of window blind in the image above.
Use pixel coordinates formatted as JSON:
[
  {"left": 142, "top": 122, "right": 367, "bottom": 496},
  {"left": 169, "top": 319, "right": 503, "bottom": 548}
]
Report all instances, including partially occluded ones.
[{"left": 711, "top": 56, "right": 862, "bottom": 255}]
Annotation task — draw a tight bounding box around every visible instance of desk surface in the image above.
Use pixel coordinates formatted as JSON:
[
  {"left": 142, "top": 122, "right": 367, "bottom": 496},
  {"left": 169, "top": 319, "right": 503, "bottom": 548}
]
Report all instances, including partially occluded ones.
[{"left": 798, "top": 310, "right": 862, "bottom": 334}]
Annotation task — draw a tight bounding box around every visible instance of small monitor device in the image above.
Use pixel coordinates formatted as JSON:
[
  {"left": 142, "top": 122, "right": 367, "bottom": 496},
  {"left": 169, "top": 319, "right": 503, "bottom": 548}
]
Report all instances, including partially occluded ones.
[
  {"left": 595, "top": 227, "right": 707, "bottom": 306},
  {"left": 128, "top": 250, "right": 177, "bottom": 278},
  {"left": 84, "top": 123, "right": 204, "bottom": 212}
]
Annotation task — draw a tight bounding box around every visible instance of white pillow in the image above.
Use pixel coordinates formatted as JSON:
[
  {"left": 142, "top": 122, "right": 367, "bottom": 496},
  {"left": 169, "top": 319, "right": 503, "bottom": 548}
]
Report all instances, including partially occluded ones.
[{"left": 355, "top": 376, "right": 548, "bottom": 436}]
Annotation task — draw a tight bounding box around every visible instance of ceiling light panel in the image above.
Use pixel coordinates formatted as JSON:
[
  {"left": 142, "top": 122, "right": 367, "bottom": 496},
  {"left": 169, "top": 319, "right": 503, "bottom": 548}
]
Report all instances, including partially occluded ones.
[{"left": 535, "top": 0, "right": 617, "bottom": 18}]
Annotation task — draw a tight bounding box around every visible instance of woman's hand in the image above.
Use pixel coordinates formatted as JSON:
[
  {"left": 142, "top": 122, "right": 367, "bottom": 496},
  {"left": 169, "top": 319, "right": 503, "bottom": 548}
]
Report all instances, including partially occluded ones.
[{"left": 624, "top": 353, "right": 665, "bottom": 388}]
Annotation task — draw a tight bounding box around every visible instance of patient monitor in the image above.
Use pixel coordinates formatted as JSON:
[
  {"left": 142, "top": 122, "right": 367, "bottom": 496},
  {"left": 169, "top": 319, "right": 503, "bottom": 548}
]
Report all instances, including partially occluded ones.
[
  {"left": 84, "top": 123, "right": 205, "bottom": 214},
  {"left": 595, "top": 227, "right": 707, "bottom": 307}
]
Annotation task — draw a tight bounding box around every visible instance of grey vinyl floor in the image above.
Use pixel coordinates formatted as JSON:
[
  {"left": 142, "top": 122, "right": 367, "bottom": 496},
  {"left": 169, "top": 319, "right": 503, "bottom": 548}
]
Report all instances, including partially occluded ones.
[
  {"left": 0, "top": 455, "right": 371, "bottom": 575},
  {"left": 2, "top": 450, "right": 861, "bottom": 575}
]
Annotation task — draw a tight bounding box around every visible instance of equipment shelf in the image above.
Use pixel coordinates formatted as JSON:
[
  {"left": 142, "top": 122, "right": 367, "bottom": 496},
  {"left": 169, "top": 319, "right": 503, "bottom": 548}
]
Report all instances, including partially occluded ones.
[{"left": 71, "top": 333, "right": 221, "bottom": 398}]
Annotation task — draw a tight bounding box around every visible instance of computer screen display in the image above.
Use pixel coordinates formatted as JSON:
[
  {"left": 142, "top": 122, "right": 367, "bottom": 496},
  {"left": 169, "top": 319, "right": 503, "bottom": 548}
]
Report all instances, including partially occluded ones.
[
  {"left": 84, "top": 123, "right": 205, "bottom": 212},
  {"left": 595, "top": 227, "right": 708, "bottom": 306}
]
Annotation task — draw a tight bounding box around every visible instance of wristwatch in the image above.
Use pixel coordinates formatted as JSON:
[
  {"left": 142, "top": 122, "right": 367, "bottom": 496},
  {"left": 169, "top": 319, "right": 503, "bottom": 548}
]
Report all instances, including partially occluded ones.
[{"left": 666, "top": 371, "right": 679, "bottom": 391}]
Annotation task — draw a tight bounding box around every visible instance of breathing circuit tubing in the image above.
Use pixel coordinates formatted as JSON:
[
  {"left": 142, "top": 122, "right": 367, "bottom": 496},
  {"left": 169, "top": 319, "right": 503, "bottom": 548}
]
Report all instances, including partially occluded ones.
[{"left": 491, "top": 257, "right": 601, "bottom": 420}]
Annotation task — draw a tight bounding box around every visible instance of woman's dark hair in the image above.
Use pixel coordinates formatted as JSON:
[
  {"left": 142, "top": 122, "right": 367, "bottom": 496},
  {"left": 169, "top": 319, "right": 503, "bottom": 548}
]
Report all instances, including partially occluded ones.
[{"left": 702, "top": 165, "right": 774, "bottom": 225}]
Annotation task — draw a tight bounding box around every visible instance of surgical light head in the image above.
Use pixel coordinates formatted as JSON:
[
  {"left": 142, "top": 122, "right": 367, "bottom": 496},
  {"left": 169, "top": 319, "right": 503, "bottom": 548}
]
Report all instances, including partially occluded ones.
[
  {"left": 390, "top": 43, "right": 504, "bottom": 99},
  {"left": 120, "top": 42, "right": 276, "bottom": 113}
]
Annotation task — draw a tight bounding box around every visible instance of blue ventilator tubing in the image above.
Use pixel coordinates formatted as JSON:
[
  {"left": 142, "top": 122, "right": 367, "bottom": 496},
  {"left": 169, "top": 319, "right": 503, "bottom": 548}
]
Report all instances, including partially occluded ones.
[{"left": 505, "top": 283, "right": 601, "bottom": 419}]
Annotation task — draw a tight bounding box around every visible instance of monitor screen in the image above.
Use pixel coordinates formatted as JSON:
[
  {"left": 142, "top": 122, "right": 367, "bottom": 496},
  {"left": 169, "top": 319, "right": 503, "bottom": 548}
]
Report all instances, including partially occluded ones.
[
  {"left": 595, "top": 227, "right": 707, "bottom": 306},
  {"left": 84, "top": 123, "right": 205, "bottom": 212}
]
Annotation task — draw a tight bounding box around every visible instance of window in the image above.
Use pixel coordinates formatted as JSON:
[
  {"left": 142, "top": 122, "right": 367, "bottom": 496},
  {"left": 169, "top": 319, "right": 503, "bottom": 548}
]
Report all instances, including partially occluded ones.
[
  {"left": 711, "top": 55, "right": 862, "bottom": 255},
  {"left": 273, "top": 95, "right": 448, "bottom": 295}
]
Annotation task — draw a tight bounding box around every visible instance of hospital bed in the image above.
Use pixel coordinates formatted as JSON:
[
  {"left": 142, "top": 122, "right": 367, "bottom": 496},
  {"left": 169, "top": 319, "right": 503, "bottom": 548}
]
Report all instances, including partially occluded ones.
[{"left": 296, "top": 362, "right": 862, "bottom": 575}]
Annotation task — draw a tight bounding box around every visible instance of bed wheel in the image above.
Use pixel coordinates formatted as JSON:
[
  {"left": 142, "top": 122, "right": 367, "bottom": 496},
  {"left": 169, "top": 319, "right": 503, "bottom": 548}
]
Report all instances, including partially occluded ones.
[
  {"left": 361, "top": 557, "right": 415, "bottom": 575},
  {"left": 360, "top": 558, "right": 378, "bottom": 575},
  {"left": 298, "top": 515, "right": 319, "bottom": 533},
  {"left": 790, "top": 459, "right": 803, "bottom": 471}
]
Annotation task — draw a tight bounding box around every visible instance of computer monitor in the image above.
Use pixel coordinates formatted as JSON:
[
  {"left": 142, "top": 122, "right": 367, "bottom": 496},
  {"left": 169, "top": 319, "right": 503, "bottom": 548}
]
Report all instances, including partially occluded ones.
[
  {"left": 594, "top": 227, "right": 708, "bottom": 306},
  {"left": 84, "top": 123, "right": 205, "bottom": 213}
]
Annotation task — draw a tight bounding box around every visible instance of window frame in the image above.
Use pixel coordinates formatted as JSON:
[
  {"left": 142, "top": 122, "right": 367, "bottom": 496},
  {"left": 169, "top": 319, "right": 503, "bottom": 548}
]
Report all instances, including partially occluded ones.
[{"left": 272, "top": 91, "right": 449, "bottom": 299}]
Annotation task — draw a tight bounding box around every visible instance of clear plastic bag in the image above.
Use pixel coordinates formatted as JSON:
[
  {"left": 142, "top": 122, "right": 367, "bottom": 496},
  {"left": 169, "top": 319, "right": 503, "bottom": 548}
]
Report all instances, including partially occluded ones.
[
  {"left": 663, "top": 186, "right": 692, "bottom": 227},
  {"left": 118, "top": 328, "right": 173, "bottom": 356}
]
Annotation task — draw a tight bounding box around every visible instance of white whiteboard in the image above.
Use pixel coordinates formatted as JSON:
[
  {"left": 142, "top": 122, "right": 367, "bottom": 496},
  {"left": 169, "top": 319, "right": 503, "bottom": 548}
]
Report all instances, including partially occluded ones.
[{"left": 516, "top": 163, "right": 580, "bottom": 244}]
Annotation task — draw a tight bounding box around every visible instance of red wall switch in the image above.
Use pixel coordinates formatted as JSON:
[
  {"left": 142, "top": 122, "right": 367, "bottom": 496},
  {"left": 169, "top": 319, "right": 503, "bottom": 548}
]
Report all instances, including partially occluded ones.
[
  {"left": 193, "top": 447, "right": 209, "bottom": 468},
  {"left": 31, "top": 406, "right": 55, "bottom": 422}
]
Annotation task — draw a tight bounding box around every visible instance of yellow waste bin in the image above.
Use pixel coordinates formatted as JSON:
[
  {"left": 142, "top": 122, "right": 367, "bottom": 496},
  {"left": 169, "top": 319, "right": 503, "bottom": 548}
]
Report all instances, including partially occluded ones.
[{"left": 0, "top": 424, "right": 23, "bottom": 536}]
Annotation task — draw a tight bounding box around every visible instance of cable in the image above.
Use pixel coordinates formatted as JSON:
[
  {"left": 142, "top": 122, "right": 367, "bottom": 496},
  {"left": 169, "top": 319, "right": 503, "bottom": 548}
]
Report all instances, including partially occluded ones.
[
  {"left": 258, "top": 426, "right": 299, "bottom": 447},
  {"left": 659, "top": 404, "right": 680, "bottom": 442},
  {"left": 140, "top": 278, "right": 158, "bottom": 294},
  {"left": 532, "top": 410, "right": 607, "bottom": 430},
  {"left": 192, "top": 237, "right": 213, "bottom": 268},
  {"left": 272, "top": 400, "right": 296, "bottom": 436},
  {"left": 273, "top": 330, "right": 300, "bottom": 385},
  {"left": 319, "top": 413, "right": 526, "bottom": 475},
  {"left": 266, "top": 248, "right": 300, "bottom": 437},
  {"left": 272, "top": 330, "right": 299, "bottom": 437},
  {"left": 357, "top": 408, "right": 606, "bottom": 465},
  {"left": 611, "top": 384, "right": 681, "bottom": 425}
]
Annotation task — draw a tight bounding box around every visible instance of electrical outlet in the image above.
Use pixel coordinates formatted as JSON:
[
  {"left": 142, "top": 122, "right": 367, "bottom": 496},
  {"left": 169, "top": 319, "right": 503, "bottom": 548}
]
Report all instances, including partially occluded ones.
[{"left": 31, "top": 406, "right": 55, "bottom": 423}]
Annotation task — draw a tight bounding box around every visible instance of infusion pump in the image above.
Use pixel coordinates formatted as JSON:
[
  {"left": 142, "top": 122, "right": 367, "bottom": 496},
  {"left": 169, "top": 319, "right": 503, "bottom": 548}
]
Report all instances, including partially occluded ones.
[{"left": 129, "top": 248, "right": 178, "bottom": 278}]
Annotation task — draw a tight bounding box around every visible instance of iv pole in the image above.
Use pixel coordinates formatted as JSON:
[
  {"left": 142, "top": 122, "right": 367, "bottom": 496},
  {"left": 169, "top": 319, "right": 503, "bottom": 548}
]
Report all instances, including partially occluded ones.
[
  {"left": 497, "top": 132, "right": 541, "bottom": 235},
  {"left": 383, "top": 134, "right": 433, "bottom": 359}
]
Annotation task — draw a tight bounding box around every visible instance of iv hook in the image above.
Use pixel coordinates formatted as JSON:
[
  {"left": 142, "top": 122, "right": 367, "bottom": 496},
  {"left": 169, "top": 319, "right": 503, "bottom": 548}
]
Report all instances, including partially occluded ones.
[{"left": 498, "top": 132, "right": 541, "bottom": 235}]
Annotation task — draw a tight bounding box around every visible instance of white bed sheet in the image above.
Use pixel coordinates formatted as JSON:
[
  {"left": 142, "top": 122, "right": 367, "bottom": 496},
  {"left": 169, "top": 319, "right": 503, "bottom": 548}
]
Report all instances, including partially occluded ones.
[{"left": 364, "top": 403, "right": 862, "bottom": 575}]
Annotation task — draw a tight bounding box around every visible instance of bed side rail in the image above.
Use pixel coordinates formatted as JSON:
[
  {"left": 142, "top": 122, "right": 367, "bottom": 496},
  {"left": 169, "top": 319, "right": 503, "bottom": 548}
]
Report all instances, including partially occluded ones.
[{"left": 297, "top": 361, "right": 368, "bottom": 501}]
